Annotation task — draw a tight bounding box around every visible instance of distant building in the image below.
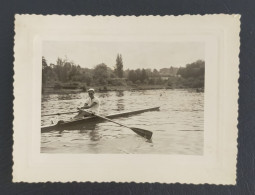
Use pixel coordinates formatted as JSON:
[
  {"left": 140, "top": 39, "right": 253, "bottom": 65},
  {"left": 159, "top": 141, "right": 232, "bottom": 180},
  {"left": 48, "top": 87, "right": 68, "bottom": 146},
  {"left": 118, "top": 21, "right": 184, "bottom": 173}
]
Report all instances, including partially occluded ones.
[
  {"left": 161, "top": 76, "right": 171, "bottom": 80},
  {"left": 156, "top": 66, "right": 179, "bottom": 79},
  {"left": 159, "top": 66, "right": 178, "bottom": 76},
  {"left": 147, "top": 67, "right": 179, "bottom": 81}
]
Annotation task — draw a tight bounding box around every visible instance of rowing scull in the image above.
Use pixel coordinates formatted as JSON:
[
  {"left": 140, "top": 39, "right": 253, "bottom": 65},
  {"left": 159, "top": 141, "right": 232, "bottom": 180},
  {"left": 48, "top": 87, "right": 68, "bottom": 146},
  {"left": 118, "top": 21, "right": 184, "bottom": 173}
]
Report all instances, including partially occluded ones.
[{"left": 41, "top": 106, "right": 160, "bottom": 132}]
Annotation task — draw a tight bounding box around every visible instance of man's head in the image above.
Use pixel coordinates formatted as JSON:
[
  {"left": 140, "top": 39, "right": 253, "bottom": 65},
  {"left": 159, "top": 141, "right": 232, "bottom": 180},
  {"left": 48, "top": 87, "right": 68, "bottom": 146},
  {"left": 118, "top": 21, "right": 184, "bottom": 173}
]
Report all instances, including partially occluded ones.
[{"left": 88, "top": 88, "right": 95, "bottom": 98}]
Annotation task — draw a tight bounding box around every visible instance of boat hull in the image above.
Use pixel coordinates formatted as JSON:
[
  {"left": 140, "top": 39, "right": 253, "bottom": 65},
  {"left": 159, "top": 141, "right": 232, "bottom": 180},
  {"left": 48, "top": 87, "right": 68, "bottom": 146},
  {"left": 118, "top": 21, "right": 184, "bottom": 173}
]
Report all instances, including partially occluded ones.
[{"left": 41, "top": 106, "right": 160, "bottom": 132}]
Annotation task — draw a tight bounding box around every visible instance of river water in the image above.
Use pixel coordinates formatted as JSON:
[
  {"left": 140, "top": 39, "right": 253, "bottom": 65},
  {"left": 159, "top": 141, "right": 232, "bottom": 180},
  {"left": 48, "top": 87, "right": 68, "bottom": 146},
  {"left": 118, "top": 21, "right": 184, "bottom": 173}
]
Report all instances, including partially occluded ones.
[{"left": 41, "top": 89, "right": 204, "bottom": 155}]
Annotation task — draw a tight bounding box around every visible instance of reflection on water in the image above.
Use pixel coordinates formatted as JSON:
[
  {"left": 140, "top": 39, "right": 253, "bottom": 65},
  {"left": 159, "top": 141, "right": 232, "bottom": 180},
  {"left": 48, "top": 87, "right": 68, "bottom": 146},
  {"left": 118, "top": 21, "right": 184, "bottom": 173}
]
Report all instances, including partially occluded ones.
[
  {"left": 41, "top": 89, "right": 204, "bottom": 155},
  {"left": 116, "top": 99, "right": 125, "bottom": 111},
  {"left": 115, "top": 91, "right": 125, "bottom": 111},
  {"left": 89, "top": 129, "right": 101, "bottom": 141},
  {"left": 116, "top": 90, "right": 124, "bottom": 97}
]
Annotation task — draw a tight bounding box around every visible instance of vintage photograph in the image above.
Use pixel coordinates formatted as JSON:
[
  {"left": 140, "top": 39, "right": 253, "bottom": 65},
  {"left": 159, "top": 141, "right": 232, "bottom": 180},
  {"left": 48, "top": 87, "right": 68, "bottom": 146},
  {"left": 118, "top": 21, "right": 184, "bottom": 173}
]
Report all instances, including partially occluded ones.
[
  {"left": 41, "top": 41, "right": 205, "bottom": 154},
  {"left": 13, "top": 15, "right": 239, "bottom": 184}
]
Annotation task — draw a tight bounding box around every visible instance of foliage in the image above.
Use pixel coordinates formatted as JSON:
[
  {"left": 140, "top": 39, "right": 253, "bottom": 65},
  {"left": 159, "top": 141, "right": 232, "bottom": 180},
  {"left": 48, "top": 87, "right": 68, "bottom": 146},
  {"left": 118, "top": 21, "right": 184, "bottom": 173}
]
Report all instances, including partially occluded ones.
[
  {"left": 42, "top": 55, "right": 205, "bottom": 89},
  {"left": 127, "top": 68, "right": 149, "bottom": 84},
  {"left": 135, "top": 80, "right": 141, "bottom": 85},
  {"left": 93, "top": 63, "right": 109, "bottom": 85},
  {"left": 108, "top": 78, "right": 126, "bottom": 86},
  {"left": 114, "top": 54, "right": 124, "bottom": 78},
  {"left": 177, "top": 60, "right": 205, "bottom": 79},
  {"left": 54, "top": 83, "right": 62, "bottom": 90},
  {"left": 176, "top": 60, "right": 205, "bottom": 88}
]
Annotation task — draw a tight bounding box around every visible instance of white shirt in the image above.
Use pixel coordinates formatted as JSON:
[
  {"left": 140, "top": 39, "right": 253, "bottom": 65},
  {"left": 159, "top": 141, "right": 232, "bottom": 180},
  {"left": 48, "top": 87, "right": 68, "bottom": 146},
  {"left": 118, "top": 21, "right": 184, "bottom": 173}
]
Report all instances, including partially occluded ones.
[{"left": 84, "top": 96, "right": 100, "bottom": 114}]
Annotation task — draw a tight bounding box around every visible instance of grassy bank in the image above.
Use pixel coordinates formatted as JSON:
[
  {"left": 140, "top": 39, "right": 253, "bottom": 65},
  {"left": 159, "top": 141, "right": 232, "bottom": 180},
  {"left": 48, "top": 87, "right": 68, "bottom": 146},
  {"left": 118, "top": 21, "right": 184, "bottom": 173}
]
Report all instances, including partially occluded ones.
[{"left": 42, "top": 81, "right": 204, "bottom": 94}]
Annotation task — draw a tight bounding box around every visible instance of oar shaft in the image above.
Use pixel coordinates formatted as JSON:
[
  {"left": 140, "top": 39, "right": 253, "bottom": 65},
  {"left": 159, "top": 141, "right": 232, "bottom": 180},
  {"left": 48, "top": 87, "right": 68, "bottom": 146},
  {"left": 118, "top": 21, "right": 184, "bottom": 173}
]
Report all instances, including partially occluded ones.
[
  {"left": 41, "top": 111, "right": 78, "bottom": 117},
  {"left": 79, "top": 109, "right": 153, "bottom": 140},
  {"left": 94, "top": 114, "right": 129, "bottom": 128}
]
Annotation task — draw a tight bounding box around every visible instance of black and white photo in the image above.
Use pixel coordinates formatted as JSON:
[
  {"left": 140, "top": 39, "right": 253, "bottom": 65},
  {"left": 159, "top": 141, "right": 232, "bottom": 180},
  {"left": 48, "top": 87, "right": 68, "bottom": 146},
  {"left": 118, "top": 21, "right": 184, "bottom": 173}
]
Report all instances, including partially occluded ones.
[
  {"left": 41, "top": 41, "right": 205, "bottom": 154},
  {"left": 13, "top": 15, "right": 239, "bottom": 184}
]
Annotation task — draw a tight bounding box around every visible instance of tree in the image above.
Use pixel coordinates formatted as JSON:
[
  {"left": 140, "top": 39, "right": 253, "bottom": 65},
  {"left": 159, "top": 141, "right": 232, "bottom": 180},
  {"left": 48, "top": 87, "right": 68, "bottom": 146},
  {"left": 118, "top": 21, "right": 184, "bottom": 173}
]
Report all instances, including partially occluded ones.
[
  {"left": 42, "top": 56, "right": 58, "bottom": 84},
  {"left": 79, "top": 68, "right": 93, "bottom": 85},
  {"left": 152, "top": 69, "right": 159, "bottom": 77},
  {"left": 42, "top": 56, "right": 48, "bottom": 84},
  {"left": 62, "top": 62, "right": 72, "bottom": 82},
  {"left": 128, "top": 70, "right": 137, "bottom": 83},
  {"left": 149, "top": 78, "right": 155, "bottom": 85},
  {"left": 135, "top": 80, "right": 141, "bottom": 85},
  {"left": 42, "top": 56, "right": 48, "bottom": 69},
  {"left": 124, "top": 69, "right": 130, "bottom": 78},
  {"left": 155, "top": 77, "right": 163, "bottom": 85},
  {"left": 107, "top": 67, "right": 116, "bottom": 78},
  {"left": 145, "top": 69, "right": 152, "bottom": 77},
  {"left": 135, "top": 69, "right": 141, "bottom": 80},
  {"left": 141, "top": 69, "right": 148, "bottom": 83},
  {"left": 114, "top": 54, "right": 124, "bottom": 78},
  {"left": 177, "top": 60, "right": 205, "bottom": 79},
  {"left": 93, "top": 63, "right": 109, "bottom": 84}
]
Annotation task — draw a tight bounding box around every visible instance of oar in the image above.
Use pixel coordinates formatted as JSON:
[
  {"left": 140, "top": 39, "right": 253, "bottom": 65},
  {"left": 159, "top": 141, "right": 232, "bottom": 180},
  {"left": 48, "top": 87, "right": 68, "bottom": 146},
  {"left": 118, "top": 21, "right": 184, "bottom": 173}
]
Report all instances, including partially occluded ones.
[
  {"left": 41, "top": 111, "right": 78, "bottom": 117},
  {"left": 95, "top": 114, "right": 153, "bottom": 140},
  {"left": 81, "top": 110, "right": 153, "bottom": 140}
]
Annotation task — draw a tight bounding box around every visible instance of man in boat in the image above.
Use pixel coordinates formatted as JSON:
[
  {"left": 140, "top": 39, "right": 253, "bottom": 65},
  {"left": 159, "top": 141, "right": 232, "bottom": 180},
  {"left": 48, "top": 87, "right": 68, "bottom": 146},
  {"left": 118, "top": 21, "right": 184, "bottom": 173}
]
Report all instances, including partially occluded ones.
[{"left": 74, "top": 88, "right": 100, "bottom": 118}]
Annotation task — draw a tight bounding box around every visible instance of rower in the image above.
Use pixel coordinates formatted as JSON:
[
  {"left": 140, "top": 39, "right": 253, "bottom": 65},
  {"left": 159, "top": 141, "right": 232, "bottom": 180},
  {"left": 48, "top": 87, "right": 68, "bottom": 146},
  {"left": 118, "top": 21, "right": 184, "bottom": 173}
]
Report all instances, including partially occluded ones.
[{"left": 74, "top": 88, "right": 100, "bottom": 118}]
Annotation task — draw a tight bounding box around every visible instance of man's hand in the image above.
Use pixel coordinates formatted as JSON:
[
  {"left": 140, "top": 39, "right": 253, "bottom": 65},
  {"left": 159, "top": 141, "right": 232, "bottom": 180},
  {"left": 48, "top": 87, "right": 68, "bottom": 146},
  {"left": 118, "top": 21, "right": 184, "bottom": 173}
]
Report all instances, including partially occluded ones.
[
  {"left": 90, "top": 111, "right": 95, "bottom": 116},
  {"left": 77, "top": 106, "right": 87, "bottom": 110},
  {"left": 82, "top": 109, "right": 93, "bottom": 115}
]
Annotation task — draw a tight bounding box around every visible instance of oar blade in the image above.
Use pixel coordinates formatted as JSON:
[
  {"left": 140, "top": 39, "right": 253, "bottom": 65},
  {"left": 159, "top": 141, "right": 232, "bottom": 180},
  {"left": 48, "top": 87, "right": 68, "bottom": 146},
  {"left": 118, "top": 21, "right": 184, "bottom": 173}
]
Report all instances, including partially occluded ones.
[{"left": 131, "top": 127, "right": 153, "bottom": 140}]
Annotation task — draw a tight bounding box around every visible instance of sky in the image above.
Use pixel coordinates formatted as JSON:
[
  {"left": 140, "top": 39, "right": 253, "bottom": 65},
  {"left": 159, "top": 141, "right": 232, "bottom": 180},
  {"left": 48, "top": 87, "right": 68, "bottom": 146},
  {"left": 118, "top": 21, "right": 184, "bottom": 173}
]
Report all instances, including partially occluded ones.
[{"left": 42, "top": 41, "right": 205, "bottom": 70}]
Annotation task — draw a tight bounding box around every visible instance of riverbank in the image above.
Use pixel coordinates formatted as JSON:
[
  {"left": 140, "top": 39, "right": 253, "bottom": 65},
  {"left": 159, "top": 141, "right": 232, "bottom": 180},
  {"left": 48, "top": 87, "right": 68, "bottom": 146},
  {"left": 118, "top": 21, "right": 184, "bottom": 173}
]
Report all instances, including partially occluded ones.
[{"left": 42, "top": 82, "right": 204, "bottom": 94}]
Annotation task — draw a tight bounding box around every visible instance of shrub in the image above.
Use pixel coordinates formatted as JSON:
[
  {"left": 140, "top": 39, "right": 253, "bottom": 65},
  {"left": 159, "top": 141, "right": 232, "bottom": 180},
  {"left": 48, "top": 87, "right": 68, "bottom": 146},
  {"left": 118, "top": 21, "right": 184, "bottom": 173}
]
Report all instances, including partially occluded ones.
[
  {"left": 135, "top": 80, "right": 141, "bottom": 85},
  {"left": 149, "top": 79, "right": 155, "bottom": 85},
  {"left": 54, "top": 83, "right": 62, "bottom": 89},
  {"left": 127, "top": 80, "right": 133, "bottom": 85},
  {"left": 81, "top": 85, "right": 87, "bottom": 92},
  {"left": 143, "top": 79, "right": 149, "bottom": 85},
  {"left": 108, "top": 78, "right": 126, "bottom": 86},
  {"left": 62, "top": 83, "right": 78, "bottom": 89}
]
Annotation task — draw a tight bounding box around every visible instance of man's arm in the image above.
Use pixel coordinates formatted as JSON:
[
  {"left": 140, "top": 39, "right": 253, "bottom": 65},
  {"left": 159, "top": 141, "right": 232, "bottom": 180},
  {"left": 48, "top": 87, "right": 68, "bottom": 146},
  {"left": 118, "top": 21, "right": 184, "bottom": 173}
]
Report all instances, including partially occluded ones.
[
  {"left": 81, "top": 102, "right": 97, "bottom": 109},
  {"left": 80, "top": 103, "right": 88, "bottom": 109}
]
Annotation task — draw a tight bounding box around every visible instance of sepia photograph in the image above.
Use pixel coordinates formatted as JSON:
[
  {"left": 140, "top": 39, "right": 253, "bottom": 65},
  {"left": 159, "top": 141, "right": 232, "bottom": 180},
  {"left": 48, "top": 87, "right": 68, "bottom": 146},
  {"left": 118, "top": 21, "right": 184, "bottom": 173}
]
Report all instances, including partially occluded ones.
[
  {"left": 41, "top": 41, "right": 205, "bottom": 154},
  {"left": 13, "top": 15, "right": 239, "bottom": 184}
]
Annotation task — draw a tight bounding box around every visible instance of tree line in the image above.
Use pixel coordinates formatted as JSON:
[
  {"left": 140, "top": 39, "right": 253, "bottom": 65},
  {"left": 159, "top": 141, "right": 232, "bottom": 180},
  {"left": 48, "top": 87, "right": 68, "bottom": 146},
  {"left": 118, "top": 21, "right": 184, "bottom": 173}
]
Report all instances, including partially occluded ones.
[{"left": 42, "top": 54, "right": 205, "bottom": 89}]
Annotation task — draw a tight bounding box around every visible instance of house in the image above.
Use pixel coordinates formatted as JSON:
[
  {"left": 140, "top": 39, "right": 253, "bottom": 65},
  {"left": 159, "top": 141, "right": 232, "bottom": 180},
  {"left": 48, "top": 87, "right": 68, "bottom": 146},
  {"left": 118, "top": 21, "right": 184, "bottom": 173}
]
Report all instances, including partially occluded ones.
[{"left": 159, "top": 66, "right": 179, "bottom": 76}]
